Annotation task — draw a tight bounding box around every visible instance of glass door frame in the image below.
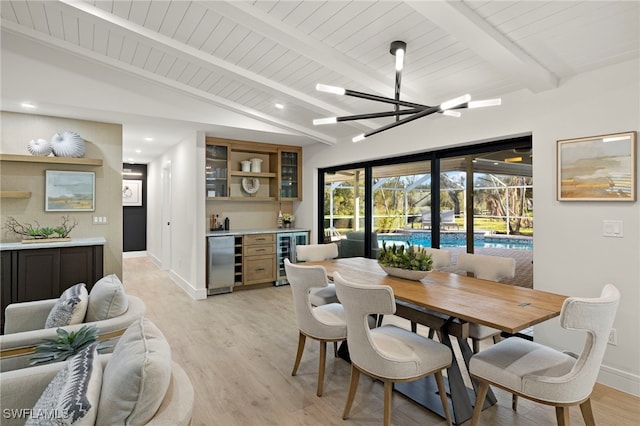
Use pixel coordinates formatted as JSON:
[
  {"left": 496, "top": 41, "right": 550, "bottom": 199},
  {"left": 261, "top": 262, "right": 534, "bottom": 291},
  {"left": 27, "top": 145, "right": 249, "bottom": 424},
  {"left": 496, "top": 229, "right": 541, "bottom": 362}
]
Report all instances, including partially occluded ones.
[{"left": 317, "top": 135, "right": 532, "bottom": 257}]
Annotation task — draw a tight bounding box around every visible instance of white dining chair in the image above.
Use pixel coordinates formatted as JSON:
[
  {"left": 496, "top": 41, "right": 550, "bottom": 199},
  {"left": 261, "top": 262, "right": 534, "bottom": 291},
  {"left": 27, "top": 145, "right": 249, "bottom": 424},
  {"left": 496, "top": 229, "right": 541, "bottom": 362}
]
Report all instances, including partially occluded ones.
[
  {"left": 284, "top": 259, "right": 346, "bottom": 397},
  {"left": 334, "top": 271, "right": 453, "bottom": 426},
  {"left": 295, "top": 243, "right": 339, "bottom": 306},
  {"left": 456, "top": 252, "right": 516, "bottom": 353},
  {"left": 469, "top": 284, "right": 620, "bottom": 426}
]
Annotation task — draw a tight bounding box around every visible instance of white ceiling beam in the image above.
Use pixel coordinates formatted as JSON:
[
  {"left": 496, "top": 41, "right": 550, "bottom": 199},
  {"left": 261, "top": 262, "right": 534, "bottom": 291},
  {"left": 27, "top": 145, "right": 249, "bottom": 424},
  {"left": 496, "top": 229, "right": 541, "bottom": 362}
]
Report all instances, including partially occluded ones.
[
  {"left": 207, "top": 1, "right": 421, "bottom": 100},
  {"left": 1, "top": 19, "right": 336, "bottom": 145},
  {"left": 409, "top": 0, "right": 558, "bottom": 93},
  {"left": 53, "top": 0, "right": 364, "bottom": 136}
]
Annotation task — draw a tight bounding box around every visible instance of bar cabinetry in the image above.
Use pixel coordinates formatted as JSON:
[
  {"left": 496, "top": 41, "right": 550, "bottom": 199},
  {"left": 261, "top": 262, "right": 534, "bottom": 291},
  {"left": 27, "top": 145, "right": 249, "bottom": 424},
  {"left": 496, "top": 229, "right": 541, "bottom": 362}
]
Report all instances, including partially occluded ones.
[{"left": 242, "top": 234, "right": 276, "bottom": 286}]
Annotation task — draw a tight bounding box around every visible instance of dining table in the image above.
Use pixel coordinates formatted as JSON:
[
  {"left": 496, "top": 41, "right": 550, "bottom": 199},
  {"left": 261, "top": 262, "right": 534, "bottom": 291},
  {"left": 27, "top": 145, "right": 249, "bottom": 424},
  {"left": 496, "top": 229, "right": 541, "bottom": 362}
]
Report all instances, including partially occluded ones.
[{"left": 305, "top": 257, "right": 568, "bottom": 425}]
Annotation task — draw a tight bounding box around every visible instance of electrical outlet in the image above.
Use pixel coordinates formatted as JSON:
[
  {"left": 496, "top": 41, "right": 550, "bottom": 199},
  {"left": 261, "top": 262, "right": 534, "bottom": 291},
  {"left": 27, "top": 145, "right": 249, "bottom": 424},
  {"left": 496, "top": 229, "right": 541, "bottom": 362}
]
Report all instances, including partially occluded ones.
[{"left": 608, "top": 328, "right": 617, "bottom": 346}]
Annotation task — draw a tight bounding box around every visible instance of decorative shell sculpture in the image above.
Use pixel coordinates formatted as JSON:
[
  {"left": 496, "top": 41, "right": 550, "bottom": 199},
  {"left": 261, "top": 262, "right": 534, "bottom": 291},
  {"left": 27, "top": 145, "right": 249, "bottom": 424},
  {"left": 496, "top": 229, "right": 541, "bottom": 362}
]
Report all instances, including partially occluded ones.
[
  {"left": 51, "top": 130, "right": 85, "bottom": 157},
  {"left": 27, "top": 138, "right": 53, "bottom": 156}
]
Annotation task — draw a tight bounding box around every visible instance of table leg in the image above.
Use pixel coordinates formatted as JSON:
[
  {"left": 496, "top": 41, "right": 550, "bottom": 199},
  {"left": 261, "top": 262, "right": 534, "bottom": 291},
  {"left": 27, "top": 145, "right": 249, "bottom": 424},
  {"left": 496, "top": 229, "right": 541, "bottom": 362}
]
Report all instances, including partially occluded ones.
[{"left": 457, "top": 334, "right": 497, "bottom": 409}]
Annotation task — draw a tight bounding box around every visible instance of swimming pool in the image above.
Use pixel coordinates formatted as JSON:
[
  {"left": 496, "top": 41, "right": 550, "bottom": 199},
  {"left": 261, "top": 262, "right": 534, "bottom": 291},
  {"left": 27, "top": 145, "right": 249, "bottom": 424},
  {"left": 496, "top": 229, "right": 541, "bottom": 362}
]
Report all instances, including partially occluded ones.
[{"left": 379, "top": 231, "right": 533, "bottom": 251}]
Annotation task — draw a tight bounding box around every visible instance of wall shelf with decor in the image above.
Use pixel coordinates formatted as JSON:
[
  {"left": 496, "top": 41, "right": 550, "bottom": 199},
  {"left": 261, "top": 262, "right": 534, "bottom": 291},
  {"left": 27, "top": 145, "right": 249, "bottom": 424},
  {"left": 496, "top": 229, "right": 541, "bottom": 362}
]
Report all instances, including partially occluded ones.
[
  {"left": 0, "top": 191, "right": 31, "bottom": 199},
  {"left": 0, "top": 154, "right": 103, "bottom": 166},
  {"left": 205, "top": 137, "right": 302, "bottom": 202}
]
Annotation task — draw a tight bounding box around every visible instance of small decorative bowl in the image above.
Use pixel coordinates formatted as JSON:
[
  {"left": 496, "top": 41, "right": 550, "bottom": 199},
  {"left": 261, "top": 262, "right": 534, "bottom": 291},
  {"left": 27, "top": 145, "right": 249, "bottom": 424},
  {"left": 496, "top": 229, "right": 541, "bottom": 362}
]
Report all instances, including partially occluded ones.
[{"left": 379, "top": 265, "right": 430, "bottom": 281}]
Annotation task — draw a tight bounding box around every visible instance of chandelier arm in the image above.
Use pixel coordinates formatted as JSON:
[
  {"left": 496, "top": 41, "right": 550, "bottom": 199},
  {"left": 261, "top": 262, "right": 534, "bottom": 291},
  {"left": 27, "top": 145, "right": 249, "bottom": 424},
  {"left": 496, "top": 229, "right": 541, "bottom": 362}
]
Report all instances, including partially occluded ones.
[
  {"left": 343, "top": 89, "right": 432, "bottom": 109},
  {"left": 363, "top": 106, "right": 441, "bottom": 139},
  {"left": 335, "top": 108, "right": 426, "bottom": 122}
]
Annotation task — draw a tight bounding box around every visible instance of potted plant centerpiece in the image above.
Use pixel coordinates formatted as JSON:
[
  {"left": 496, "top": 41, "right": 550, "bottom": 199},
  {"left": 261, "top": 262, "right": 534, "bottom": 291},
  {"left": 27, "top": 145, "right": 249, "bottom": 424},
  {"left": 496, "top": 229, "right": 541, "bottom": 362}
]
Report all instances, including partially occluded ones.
[{"left": 377, "top": 242, "right": 433, "bottom": 281}]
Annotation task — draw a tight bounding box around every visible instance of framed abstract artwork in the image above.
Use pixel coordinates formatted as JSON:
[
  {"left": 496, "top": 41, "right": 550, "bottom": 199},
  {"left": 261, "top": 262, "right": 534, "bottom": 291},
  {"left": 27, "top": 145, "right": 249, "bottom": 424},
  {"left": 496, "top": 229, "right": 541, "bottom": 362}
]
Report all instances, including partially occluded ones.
[
  {"left": 45, "top": 170, "right": 95, "bottom": 211},
  {"left": 557, "top": 131, "right": 636, "bottom": 201},
  {"left": 122, "top": 179, "right": 143, "bottom": 206}
]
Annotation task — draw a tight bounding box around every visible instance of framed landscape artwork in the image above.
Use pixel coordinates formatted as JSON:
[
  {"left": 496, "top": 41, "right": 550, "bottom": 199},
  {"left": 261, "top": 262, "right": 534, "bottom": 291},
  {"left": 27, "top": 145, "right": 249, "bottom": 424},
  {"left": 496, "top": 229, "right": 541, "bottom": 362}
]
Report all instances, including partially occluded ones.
[
  {"left": 45, "top": 170, "right": 95, "bottom": 211},
  {"left": 557, "top": 131, "right": 637, "bottom": 201},
  {"left": 122, "top": 179, "right": 143, "bottom": 206}
]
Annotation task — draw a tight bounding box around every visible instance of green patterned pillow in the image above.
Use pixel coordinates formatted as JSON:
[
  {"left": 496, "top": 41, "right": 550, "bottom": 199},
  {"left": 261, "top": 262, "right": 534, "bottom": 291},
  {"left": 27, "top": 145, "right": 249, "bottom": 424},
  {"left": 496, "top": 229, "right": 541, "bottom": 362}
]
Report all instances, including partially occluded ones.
[{"left": 26, "top": 343, "right": 102, "bottom": 425}]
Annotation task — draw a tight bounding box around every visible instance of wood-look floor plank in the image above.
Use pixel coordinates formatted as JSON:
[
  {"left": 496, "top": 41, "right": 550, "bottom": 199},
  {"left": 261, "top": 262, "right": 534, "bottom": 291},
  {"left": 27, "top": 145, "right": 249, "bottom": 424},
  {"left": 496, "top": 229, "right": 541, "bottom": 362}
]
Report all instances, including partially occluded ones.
[{"left": 123, "top": 257, "right": 639, "bottom": 426}]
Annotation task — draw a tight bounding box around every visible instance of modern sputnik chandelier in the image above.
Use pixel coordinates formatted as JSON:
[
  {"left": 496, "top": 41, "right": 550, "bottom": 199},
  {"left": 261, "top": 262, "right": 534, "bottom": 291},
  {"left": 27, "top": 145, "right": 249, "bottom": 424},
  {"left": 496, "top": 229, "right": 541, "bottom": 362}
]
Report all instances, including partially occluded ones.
[{"left": 313, "top": 41, "right": 501, "bottom": 142}]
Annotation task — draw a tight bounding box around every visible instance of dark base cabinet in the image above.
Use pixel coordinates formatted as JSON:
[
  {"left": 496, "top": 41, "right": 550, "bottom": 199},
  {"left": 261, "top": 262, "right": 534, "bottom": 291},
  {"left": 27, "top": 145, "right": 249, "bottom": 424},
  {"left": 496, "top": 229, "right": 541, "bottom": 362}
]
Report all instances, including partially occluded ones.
[{"left": 1, "top": 245, "right": 104, "bottom": 333}]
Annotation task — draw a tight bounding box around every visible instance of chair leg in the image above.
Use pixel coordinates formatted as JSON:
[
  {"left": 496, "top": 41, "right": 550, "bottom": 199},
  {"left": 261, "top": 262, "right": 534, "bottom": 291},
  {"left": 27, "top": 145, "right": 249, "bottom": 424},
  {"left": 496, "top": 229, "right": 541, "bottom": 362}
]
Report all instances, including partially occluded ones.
[
  {"left": 580, "top": 398, "right": 596, "bottom": 426},
  {"left": 377, "top": 314, "right": 384, "bottom": 327},
  {"left": 383, "top": 381, "right": 393, "bottom": 426},
  {"left": 472, "top": 338, "right": 480, "bottom": 354},
  {"left": 291, "top": 332, "right": 306, "bottom": 376},
  {"left": 343, "top": 365, "right": 360, "bottom": 420},
  {"left": 317, "top": 341, "right": 327, "bottom": 397},
  {"left": 428, "top": 328, "right": 435, "bottom": 339},
  {"left": 555, "top": 406, "right": 570, "bottom": 426},
  {"left": 471, "top": 381, "right": 489, "bottom": 426},
  {"left": 410, "top": 321, "right": 417, "bottom": 333},
  {"left": 434, "top": 371, "right": 452, "bottom": 426},
  {"left": 512, "top": 394, "right": 518, "bottom": 411},
  {"left": 333, "top": 341, "right": 338, "bottom": 357}
]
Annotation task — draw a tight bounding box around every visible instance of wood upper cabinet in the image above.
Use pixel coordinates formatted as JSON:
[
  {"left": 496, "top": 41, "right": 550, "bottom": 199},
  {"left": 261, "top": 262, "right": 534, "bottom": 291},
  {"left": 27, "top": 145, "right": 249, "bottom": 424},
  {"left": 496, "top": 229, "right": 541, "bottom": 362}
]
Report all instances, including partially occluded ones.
[
  {"left": 278, "top": 147, "right": 302, "bottom": 201},
  {"left": 205, "top": 138, "right": 302, "bottom": 202}
]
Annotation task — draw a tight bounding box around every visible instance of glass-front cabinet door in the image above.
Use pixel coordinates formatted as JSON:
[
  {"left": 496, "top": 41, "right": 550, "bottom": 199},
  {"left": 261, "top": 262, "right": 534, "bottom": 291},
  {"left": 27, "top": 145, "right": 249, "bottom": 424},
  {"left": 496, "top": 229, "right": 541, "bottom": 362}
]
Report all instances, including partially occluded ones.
[
  {"left": 278, "top": 148, "right": 301, "bottom": 200},
  {"left": 206, "top": 143, "right": 229, "bottom": 199}
]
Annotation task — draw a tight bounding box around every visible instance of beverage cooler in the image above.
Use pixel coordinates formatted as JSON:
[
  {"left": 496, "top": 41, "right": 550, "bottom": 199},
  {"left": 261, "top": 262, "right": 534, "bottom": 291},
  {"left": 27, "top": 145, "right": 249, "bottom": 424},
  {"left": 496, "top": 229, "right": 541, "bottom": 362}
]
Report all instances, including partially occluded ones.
[{"left": 275, "top": 231, "right": 309, "bottom": 286}]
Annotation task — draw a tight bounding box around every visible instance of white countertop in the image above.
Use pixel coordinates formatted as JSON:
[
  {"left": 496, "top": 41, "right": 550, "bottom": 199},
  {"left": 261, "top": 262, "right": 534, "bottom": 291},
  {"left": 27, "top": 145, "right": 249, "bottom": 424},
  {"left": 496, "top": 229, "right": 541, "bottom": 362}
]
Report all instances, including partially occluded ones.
[
  {"left": 206, "top": 228, "right": 309, "bottom": 237},
  {"left": 0, "top": 237, "right": 106, "bottom": 251}
]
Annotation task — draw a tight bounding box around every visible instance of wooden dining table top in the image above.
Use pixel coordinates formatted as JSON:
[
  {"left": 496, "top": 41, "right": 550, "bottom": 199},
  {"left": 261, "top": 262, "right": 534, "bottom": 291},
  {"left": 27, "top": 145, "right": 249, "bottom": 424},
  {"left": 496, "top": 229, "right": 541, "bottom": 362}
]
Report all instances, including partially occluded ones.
[{"left": 306, "top": 257, "right": 568, "bottom": 334}]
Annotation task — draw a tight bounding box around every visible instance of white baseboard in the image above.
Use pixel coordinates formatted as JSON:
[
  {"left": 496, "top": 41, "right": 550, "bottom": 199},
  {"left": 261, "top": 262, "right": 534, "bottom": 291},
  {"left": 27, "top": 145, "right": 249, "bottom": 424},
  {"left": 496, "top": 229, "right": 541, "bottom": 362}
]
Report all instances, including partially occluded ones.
[
  {"left": 147, "top": 252, "right": 162, "bottom": 268},
  {"left": 123, "top": 251, "right": 147, "bottom": 258},
  {"left": 598, "top": 364, "right": 640, "bottom": 397},
  {"left": 169, "top": 270, "right": 207, "bottom": 300}
]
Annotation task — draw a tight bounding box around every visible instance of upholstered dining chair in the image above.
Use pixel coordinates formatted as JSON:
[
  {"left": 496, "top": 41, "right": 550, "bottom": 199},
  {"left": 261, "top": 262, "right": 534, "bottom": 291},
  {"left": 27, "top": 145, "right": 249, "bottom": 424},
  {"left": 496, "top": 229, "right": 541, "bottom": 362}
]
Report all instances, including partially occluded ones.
[
  {"left": 284, "top": 259, "right": 346, "bottom": 397},
  {"left": 456, "top": 252, "right": 516, "bottom": 353},
  {"left": 469, "top": 284, "right": 620, "bottom": 426},
  {"left": 334, "top": 272, "right": 453, "bottom": 426},
  {"left": 296, "top": 243, "right": 339, "bottom": 306}
]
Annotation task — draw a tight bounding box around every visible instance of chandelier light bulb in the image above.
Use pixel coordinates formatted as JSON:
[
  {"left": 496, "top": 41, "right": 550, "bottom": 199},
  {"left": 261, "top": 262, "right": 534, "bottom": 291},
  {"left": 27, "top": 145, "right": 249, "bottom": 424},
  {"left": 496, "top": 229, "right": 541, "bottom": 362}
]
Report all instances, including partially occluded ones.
[
  {"left": 313, "top": 117, "right": 338, "bottom": 125},
  {"left": 442, "top": 110, "right": 461, "bottom": 118},
  {"left": 316, "top": 84, "right": 346, "bottom": 95},
  {"left": 395, "top": 48, "right": 405, "bottom": 71},
  {"left": 468, "top": 98, "right": 502, "bottom": 108},
  {"left": 440, "top": 94, "right": 471, "bottom": 111},
  {"left": 352, "top": 134, "right": 366, "bottom": 143}
]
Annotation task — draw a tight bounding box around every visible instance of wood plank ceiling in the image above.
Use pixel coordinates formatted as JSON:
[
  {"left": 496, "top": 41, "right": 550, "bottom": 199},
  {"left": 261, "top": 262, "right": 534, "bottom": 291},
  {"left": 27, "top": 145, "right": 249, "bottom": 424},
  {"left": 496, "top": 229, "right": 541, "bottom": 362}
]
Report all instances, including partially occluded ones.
[{"left": 1, "top": 1, "right": 638, "bottom": 161}]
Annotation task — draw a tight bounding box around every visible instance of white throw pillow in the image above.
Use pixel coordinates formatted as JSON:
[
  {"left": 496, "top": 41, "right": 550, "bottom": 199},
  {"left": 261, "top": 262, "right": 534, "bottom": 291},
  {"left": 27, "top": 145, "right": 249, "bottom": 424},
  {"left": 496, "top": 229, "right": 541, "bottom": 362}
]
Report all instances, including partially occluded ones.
[
  {"left": 26, "top": 343, "right": 102, "bottom": 426},
  {"left": 86, "top": 274, "right": 128, "bottom": 322},
  {"left": 96, "top": 317, "right": 172, "bottom": 425},
  {"left": 45, "top": 283, "right": 89, "bottom": 328}
]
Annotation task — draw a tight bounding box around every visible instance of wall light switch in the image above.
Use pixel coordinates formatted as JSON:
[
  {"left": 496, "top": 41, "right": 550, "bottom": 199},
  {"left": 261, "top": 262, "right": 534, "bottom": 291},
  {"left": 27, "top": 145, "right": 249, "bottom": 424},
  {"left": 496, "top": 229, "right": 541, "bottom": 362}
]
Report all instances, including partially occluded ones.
[{"left": 602, "top": 220, "right": 623, "bottom": 238}]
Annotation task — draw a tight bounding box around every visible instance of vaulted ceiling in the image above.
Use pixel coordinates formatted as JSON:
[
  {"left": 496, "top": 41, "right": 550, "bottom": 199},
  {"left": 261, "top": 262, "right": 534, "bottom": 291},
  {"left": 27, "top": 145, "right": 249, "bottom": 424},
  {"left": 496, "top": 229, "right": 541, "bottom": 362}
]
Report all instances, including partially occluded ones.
[{"left": 2, "top": 1, "right": 638, "bottom": 163}]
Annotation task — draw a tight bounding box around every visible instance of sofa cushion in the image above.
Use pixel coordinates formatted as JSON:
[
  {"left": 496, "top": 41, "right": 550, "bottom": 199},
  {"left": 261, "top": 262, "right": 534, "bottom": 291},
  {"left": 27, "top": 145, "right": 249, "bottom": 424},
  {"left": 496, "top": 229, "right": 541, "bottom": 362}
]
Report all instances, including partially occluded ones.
[
  {"left": 45, "top": 283, "right": 89, "bottom": 328},
  {"left": 26, "top": 342, "right": 102, "bottom": 426},
  {"left": 86, "top": 274, "right": 128, "bottom": 322},
  {"left": 96, "top": 317, "right": 172, "bottom": 425}
]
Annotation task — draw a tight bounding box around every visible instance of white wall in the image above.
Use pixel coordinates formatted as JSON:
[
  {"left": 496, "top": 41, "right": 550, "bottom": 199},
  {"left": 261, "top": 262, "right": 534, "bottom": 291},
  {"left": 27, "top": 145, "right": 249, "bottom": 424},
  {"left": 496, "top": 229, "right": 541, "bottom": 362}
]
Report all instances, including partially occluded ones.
[
  {"left": 298, "top": 59, "right": 640, "bottom": 395},
  {"left": 147, "top": 131, "right": 207, "bottom": 300}
]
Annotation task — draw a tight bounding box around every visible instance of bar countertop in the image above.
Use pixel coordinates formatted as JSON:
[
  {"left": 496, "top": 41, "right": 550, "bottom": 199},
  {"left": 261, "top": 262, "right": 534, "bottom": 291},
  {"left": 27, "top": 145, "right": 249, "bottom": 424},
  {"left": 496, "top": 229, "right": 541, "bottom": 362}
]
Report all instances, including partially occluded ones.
[{"left": 206, "top": 228, "right": 309, "bottom": 237}]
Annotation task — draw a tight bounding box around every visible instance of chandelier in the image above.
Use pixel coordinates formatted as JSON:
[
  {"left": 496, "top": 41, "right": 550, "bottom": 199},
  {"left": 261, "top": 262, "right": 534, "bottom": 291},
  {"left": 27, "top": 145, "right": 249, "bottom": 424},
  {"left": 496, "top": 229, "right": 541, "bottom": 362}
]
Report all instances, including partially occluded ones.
[{"left": 313, "top": 41, "right": 501, "bottom": 142}]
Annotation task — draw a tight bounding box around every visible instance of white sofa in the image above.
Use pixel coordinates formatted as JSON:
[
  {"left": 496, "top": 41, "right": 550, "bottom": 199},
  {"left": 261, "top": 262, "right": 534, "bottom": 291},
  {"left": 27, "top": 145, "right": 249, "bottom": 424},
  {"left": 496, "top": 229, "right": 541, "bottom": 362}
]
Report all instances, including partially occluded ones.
[
  {"left": 1, "top": 280, "right": 146, "bottom": 372},
  {"left": 0, "top": 318, "right": 194, "bottom": 425}
]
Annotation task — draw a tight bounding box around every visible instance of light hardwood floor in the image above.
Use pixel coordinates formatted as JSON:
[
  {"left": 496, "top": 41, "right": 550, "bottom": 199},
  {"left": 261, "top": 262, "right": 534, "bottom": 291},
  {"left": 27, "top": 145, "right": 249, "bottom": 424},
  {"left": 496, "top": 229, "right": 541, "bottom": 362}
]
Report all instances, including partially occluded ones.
[{"left": 123, "top": 257, "right": 639, "bottom": 426}]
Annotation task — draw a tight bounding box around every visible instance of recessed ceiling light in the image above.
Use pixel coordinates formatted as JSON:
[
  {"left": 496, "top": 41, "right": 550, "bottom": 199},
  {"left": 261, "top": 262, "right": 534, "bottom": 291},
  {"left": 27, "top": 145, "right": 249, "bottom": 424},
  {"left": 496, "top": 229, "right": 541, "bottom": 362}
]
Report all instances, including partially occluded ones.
[
  {"left": 144, "top": 137, "right": 153, "bottom": 141},
  {"left": 135, "top": 149, "right": 142, "bottom": 154},
  {"left": 274, "top": 103, "right": 284, "bottom": 109},
  {"left": 21, "top": 102, "right": 36, "bottom": 109}
]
